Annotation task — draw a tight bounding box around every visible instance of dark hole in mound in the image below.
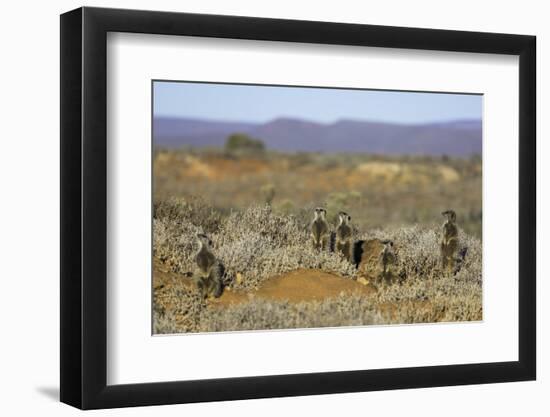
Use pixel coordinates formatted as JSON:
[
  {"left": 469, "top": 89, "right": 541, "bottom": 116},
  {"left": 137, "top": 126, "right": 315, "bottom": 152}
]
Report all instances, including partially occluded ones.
[{"left": 352, "top": 239, "right": 365, "bottom": 268}]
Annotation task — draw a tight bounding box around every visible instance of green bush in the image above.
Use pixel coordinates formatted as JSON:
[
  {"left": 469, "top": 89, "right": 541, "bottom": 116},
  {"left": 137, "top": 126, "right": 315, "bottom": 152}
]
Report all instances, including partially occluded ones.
[{"left": 225, "top": 133, "right": 265, "bottom": 154}]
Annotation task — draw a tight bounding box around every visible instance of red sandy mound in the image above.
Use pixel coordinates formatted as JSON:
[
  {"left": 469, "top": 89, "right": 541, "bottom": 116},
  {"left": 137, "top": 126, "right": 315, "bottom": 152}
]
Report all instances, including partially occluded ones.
[{"left": 210, "top": 268, "right": 376, "bottom": 307}]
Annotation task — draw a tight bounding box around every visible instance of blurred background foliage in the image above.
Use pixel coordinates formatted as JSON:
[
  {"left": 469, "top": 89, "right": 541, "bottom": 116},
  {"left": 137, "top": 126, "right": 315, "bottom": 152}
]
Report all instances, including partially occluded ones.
[{"left": 154, "top": 135, "right": 482, "bottom": 238}]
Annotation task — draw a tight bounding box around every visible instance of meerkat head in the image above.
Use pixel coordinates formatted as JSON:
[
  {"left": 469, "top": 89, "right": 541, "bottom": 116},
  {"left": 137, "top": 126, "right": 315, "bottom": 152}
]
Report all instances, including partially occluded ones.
[
  {"left": 338, "top": 211, "right": 351, "bottom": 225},
  {"left": 196, "top": 233, "right": 212, "bottom": 249},
  {"left": 314, "top": 207, "right": 327, "bottom": 220},
  {"left": 442, "top": 210, "right": 457, "bottom": 223},
  {"left": 381, "top": 239, "right": 394, "bottom": 248}
]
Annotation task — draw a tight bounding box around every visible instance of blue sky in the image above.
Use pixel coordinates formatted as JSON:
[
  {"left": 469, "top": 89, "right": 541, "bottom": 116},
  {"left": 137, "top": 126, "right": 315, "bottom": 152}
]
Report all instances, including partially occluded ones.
[{"left": 153, "top": 81, "right": 482, "bottom": 125}]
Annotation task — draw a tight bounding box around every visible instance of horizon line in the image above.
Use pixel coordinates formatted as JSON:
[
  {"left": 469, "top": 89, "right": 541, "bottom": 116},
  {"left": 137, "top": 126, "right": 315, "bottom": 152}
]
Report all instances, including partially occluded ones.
[{"left": 153, "top": 115, "right": 482, "bottom": 127}]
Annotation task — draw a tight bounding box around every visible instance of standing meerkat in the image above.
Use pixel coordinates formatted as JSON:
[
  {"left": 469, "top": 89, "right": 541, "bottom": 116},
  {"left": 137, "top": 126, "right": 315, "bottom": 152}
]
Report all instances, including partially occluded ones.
[
  {"left": 440, "top": 210, "right": 459, "bottom": 274},
  {"left": 379, "top": 239, "right": 396, "bottom": 283},
  {"left": 335, "top": 211, "right": 353, "bottom": 261},
  {"left": 310, "top": 207, "right": 330, "bottom": 251},
  {"left": 194, "top": 233, "right": 224, "bottom": 298}
]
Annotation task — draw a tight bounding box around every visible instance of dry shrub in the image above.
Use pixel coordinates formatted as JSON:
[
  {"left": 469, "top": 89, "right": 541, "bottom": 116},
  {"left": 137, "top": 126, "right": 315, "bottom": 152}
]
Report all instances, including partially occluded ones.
[
  {"left": 199, "top": 294, "right": 383, "bottom": 332},
  {"left": 154, "top": 200, "right": 356, "bottom": 291},
  {"left": 154, "top": 283, "right": 205, "bottom": 334},
  {"left": 153, "top": 217, "right": 199, "bottom": 275},
  {"left": 358, "top": 224, "right": 482, "bottom": 284},
  {"left": 153, "top": 198, "right": 482, "bottom": 333},
  {"left": 154, "top": 197, "right": 223, "bottom": 233}
]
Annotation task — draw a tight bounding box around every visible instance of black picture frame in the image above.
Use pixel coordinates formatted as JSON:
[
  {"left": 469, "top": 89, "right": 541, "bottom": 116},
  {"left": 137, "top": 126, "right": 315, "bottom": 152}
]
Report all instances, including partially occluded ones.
[{"left": 60, "top": 6, "right": 536, "bottom": 410}]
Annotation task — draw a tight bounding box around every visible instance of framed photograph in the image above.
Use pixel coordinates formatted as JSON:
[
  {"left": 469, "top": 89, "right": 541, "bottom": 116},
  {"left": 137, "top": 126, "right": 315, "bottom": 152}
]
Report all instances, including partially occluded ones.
[{"left": 60, "top": 6, "right": 536, "bottom": 409}]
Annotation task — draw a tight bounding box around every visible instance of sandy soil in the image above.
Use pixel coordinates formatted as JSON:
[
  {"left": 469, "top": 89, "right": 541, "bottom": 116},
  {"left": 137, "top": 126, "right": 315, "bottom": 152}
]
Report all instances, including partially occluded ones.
[
  {"left": 153, "top": 260, "right": 376, "bottom": 308},
  {"left": 153, "top": 259, "right": 445, "bottom": 327},
  {"left": 210, "top": 268, "right": 376, "bottom": 307}
]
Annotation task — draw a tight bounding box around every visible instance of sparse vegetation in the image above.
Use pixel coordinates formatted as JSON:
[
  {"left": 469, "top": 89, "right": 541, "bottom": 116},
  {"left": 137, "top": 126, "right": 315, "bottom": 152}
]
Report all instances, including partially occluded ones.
[
  {"left": 153, "top": 148, "right": 482, "bottom": 237},
  {"left": 152, "top": 80, "right": 483, "bottom": 335},
  {"left": 153, "top": 197, "right": 482, "bottom": 334}
]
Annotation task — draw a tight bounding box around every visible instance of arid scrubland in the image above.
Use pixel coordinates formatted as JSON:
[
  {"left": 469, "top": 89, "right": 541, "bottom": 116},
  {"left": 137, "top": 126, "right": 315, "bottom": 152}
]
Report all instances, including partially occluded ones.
[
  {"left": 154, "top": 148, "right": 482, "bottom": 237},
  {"left": 153, "top": 195, "right": 482, "bottom": 334}
]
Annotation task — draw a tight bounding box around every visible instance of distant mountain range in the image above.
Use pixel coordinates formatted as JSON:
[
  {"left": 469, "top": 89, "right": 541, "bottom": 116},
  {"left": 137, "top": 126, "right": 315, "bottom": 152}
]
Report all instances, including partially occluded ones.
[{"left": 153, "top": 116, "right": 482, "bottom": 156}]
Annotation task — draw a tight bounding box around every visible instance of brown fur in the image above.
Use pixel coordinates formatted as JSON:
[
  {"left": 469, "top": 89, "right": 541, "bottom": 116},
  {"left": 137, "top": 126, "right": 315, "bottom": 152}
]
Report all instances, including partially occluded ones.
[
  {"left": 358, "top": 239, "right": 385, "bottom": 276},
  {"left": 335, "top": 212, "right": 353, "bottom": 261},
  {"left": 310, "top": 208, "right": 330, "bottom": 251},
  {"left": 194, "top": 234, "right": 224, "bottom": 298},
  {"left": 440, "top": 211, "right": 459, "bottom": 274}
]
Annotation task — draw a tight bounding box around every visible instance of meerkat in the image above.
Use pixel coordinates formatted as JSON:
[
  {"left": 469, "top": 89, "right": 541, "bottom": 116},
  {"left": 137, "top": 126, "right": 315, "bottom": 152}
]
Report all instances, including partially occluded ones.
[
  {"left": 379, "top": 239, "right": 396, "bottom": 283},
  {"left": 194, "top": 233, "right": 224, "bottom": 299},
  {"left": 440, "top": 210, "right": 459, "bottom": 274},
  {"left": 335, "top": 211, "right": 353, "bottom": 261},
  {"left": 310, "top": 207, "right": 330, "bottom": 251}
]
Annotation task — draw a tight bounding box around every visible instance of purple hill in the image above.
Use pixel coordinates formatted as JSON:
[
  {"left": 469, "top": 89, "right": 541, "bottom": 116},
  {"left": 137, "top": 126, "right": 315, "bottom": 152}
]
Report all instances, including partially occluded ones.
[{"left": 153, "top": 116, "right": 482, "bottom": 156}]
